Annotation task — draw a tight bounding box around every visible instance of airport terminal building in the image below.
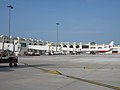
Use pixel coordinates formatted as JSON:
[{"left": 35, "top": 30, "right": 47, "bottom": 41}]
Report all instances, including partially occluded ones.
[{"left": 0, "top": 35, "right": 120, "bottom": 56}]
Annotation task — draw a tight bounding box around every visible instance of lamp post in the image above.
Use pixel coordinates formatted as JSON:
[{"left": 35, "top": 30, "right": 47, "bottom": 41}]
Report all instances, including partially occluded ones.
[
  {"left": 56, "top": 23, "right": 60, "bottom": 52},
  {"left": 8, "top": 5, "right": 13, "bottom": 43}
]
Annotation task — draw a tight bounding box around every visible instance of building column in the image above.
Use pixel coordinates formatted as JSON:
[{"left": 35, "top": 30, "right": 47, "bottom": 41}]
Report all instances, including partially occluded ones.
[
  {"left": 118, "top": 45, "right": 120, "bottom": 53},
  {"left": 102, "top": 44, "right": 105, "bottom": 48},
  {"left": 73, "top": 42, "right": 76, "bottom": 54},
  {"left": 95, "top": 44, "right": 98, "bottom": 49},
  {"left": 60, "top": 42, "right": 63, "bottom": 53},
  {"left": 89, "top": 42, "right": 91, "bottom": 49},
  {"left": 79, "top": 42, "right": 82, "bottom": 52},
  {"left": 67, "top": 42, "right": 70, "bottom": 54}
]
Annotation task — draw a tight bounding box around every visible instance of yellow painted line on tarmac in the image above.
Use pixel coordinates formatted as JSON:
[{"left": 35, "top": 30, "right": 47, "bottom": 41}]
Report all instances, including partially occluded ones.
[
  {"left": 20, "top": 62, "right": 120, "bottom": 90},
  {"left": 62, "top": 74, "right": 120, "bottom": 90},
  {"left": 20, "top": 62, "right": 62, "bottom": 75},
  {"left": 33, "top": 67, "right": 62, "bottom": 75}
]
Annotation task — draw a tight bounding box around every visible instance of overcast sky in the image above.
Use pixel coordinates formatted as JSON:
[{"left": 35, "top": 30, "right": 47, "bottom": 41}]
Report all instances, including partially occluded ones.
[{"left": 0, "top": 0, "right": 120, "bottom": 45}]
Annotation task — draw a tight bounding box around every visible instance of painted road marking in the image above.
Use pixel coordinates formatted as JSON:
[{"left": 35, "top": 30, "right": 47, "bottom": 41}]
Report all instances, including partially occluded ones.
[{"left": 20, "top": 62, "right": 120, "bottom": 90}]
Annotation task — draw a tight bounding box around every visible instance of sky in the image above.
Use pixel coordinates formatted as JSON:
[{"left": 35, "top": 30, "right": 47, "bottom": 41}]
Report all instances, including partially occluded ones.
[{"left": 0, "top": 0, "right": 120, "bottom": 45}]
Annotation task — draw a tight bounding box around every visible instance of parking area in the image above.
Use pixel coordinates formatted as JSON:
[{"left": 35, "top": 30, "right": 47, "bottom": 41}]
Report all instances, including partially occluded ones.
[{"left": 0, "top": 54, "right": 120, "bottom": 90}]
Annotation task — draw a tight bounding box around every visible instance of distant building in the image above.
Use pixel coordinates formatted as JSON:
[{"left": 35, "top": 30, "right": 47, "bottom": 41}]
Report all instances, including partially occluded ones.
[{"left": 0, "top": 34, "right": 120, "bottom": 56}]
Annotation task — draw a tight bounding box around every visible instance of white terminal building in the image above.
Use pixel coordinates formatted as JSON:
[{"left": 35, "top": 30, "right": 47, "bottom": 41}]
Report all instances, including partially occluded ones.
[{"left": 0, "top": 34, "right": 120, "bottom": 56}]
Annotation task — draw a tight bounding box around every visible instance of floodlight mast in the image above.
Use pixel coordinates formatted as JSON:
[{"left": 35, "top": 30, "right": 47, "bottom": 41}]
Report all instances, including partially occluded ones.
[
  {"left": 56, "top": 23, "right": 60, "bottom": 52},
  {"left": 8, "top": 5, "right": 13, "bottom": 43}
]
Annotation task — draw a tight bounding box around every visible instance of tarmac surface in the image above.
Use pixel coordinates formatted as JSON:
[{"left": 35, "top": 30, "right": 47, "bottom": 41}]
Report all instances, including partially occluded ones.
[{"left": 0, "top": 54, "right": 120, "bottom": 90}]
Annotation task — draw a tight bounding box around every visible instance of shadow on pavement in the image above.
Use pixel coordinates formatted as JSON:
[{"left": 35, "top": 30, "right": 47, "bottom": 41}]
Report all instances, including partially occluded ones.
[
  {"left": 0, "top": 66, "right": 14, "bottom": 72},
  {"left": 0, "top": 63, "right": 58, "bottom": 72},
  {"left": 28, "top": 64, "right": 57, "bottom": 67}
]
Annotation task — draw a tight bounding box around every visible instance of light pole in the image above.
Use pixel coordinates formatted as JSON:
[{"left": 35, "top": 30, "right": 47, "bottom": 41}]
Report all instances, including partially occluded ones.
[
  {"left": 8, "top": 5, "right": 13, "bottom": 43},
  {"left": 56, "top": 23, "right": 60, "bottom": 52}
]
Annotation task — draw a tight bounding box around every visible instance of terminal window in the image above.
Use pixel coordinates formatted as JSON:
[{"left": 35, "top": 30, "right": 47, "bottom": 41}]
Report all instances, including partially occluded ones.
[
  {"left": 21, "top": 43, "right": 27, "bottom": 47},
  {"left": 82, "top": 45, "right": 89, "bottom": 49}
]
